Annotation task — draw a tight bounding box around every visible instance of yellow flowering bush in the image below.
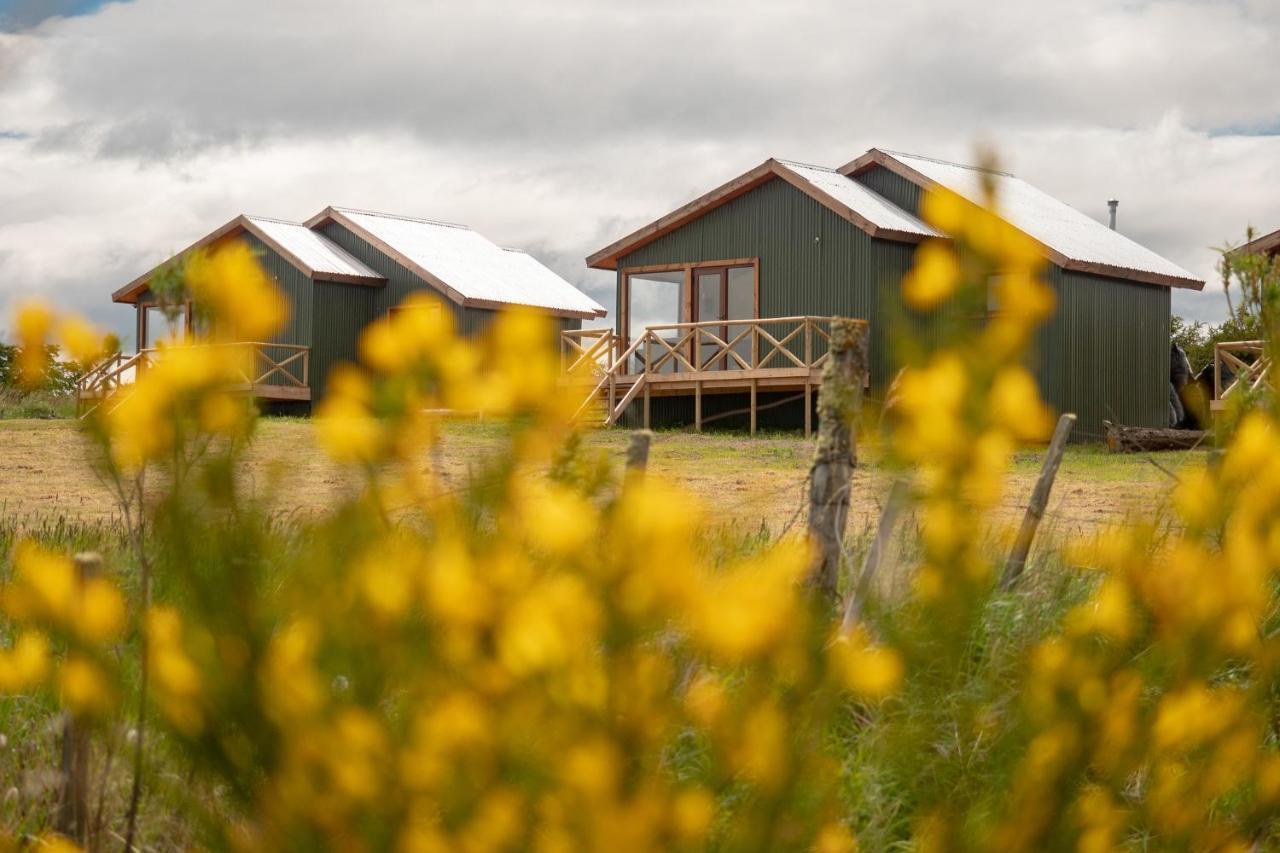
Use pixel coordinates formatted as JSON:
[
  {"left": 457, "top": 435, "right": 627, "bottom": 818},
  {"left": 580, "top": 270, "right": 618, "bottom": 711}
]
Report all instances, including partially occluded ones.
[{"left": 4, "top": 172, "right": 1280, "bottom": 852}]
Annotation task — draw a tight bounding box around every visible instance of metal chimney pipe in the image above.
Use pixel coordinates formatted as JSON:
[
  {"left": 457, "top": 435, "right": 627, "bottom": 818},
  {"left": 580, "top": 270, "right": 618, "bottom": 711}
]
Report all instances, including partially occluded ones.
[{"left": 1107, "top": 199, "right": 1119, "bottom": 230}]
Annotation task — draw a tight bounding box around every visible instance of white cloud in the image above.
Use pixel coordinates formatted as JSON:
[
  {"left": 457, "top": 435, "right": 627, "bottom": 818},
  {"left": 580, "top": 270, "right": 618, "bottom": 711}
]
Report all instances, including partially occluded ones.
[{"left": 1, "top": 0, "right": 1278, "bottom": 342}]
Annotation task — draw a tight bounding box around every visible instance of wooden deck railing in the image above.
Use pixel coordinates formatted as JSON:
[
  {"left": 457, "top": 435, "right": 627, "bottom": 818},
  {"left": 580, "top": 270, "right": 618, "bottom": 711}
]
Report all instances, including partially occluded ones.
[
  {"left": 1213, "top": 340, "right": 1271, "bottom": 408},
  {"left": 77, "top": 342, "right": 310, "bottom": 416},
  {"left": 564, "top": 317, "right": 837, "bottom": 426}
]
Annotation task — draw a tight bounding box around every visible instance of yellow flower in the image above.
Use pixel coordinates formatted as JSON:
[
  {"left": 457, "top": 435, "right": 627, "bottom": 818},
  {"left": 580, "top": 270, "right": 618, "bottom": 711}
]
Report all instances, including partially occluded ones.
[
  {"left": 59, "top": 655, "right": 113, "bottom": 717},
  {"left": 0, "top": 631, "right": 50, "bottom": 692},
  {"left": 1065, "top": 578, "right": 1133, "bottom": 642},
  {"left": 830, "top": 629, "right": 904, "bottom": 700},
  {"left": 988, "top": 366, "right": 1053, "bottom": 442},
  {"left": 15, "top": 300, "right": 54, "bottom": 388},
  {"left": 813, "top": 822, "right": 859, "bottom": 853},
  {"left": 316, "top": 398, "right": 383, "bottom": 464},
  {"left": 7, "top": 541, "right": 76, "bottom": 624},
  {"left": 920, "top": 187, "right": 969, "bottom": 234},
  {"left": 198, "top": 391, "right": 249, "bottom": 436},
  {"left": 56, "top": 315, "right": 106, "bottom": 366},
  {"left": 670, "top": 787, "right": 715, "bottom": 842},
  {"left": 688, "top": 540, "right": 806, "bottom": 663},
  {"left": 991, "top": 270, "right": 1054, "bottom": 324},
  {"left": 731, "top": 700, "right": 788, "bottom": 789},
  {"left": 902, "top": 239, "right": 960, "bottom": 311},
  {"left": 684, "top": 673, "right": 728, "bottom": 728},
  {"left": 78, "top": 577, "right": 127, "bottom": 643},
  {"left": 260, "top": 619, "right": 324, "bottom": 724},
  {"left": 184, "top": 241, "right": 287, "bottom": 341},
  {"left": 358, "top": 320, "right": 413, "bottom": 374},
  {"left": 518, "top": 483, "right": 598, "bottom": 557}
]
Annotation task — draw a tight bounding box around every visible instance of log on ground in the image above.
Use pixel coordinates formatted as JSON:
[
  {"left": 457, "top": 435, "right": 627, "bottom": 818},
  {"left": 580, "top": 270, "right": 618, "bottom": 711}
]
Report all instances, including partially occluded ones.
[{"left": 1103, "top": 421, "right": 1209, "bottom": 453}]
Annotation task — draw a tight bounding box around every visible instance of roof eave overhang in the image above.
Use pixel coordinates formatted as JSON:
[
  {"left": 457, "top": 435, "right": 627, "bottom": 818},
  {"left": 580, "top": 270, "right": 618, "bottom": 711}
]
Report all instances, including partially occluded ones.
[
  {"left": 1061, "top": 260, "right": 1204, "bottom": 291},
  {"left": 461, "top": 296, "right": 607, "bottom": 320},
  {"left": 322, "top": 208, "right": 605, "bottom": 319},
  {"left": 112, "top": 215, "right": 252, "bottom": 304},
  {"left": 111, "top": 214, "right": 386, "bottom": 304},
  {"left": 586, "top": 158, "right": 929, "bottom": 271},
  {"left": 1235, "top": 227, "right": 1280, "bottom": 258},
  {"left": 839, "top": 148, "right": 1205, "bottom": 291}
]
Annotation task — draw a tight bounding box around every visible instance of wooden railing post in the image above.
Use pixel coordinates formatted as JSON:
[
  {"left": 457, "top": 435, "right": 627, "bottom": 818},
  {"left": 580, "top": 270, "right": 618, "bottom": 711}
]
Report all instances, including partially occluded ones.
[{"left": 806, "top": 319, "right": 868, "bottom": 604}]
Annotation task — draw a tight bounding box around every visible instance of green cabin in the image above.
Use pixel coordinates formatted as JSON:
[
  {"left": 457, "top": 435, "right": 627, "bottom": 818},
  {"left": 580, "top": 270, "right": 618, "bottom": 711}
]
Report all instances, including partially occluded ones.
[
  {"left": 580, "top": 149, "right": 1205, "bottom": 439},
  {"left": 103, "top": 207, "right": 606, "bottom": 410}
]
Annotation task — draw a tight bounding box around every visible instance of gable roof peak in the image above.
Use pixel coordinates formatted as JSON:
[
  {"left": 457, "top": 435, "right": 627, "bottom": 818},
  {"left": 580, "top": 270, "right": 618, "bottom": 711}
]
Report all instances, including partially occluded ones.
[
  {"left": 327, "top": 205, "right": 471, "bottom": 231},
  {"left": 878, "top": 149, "right": 1014, "bottom": 178}
]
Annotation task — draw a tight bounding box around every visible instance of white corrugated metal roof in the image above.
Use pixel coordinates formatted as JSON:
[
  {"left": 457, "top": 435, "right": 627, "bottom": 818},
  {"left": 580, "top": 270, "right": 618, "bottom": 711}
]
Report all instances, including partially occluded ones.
[
  {"left": 333, "top": 207, "right": 606, "bottom": 316},
  {"left": 880, "top": 151, "right": 1200, "bottom": 284},
  {"left": 778, "top": 160, "right": 939, "bottom": 238},
  {"left": 245, "top": 216, "right": 383, "bottom": 280}
]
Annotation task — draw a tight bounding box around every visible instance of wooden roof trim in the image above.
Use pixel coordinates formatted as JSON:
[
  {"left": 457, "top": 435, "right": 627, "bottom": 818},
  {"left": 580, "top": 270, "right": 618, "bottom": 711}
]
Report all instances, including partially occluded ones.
[
  {"left": 112, "top": 216, "right": 249, "bottom": 304},
  {"left": 111, "top": 214, "right": 387, "bottom": 304},
  {"left": 1061, "top": 259, "right": 1204, "bottom": 290},
  {"left": 586, "top": 161, "right": 780, "bottom": 270},
  {"left": 461, "top": 295, "right": 604, "bottom": 320},
  {"left": 770, "top": 162, "right": 931, "bottom": 246},
  {"left": 840, "top": 148, "right": 1203, "bottom": 291},
  {"left": 585, "top": 158, "right": 930, "bottom": 271},
  {"left": 1237, "top": 227, "right": 1280, "bottom": 257}
]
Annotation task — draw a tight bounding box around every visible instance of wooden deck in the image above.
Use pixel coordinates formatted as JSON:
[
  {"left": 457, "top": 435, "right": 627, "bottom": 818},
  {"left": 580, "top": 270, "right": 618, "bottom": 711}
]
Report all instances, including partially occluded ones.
[
  {"left": 76, "top": 342, "right": 311, "bottom": 417},
  {"left": 1210, "top": 340, "right": 1271, "bottom": 413},
  {"left": 564, "top": 316, "right": 848, "bottom": 435}
]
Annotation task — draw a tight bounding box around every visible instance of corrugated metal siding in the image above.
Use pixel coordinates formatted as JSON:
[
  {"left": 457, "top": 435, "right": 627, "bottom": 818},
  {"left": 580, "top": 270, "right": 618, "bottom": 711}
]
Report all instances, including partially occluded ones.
[
  {"left": 851, "top": 165, "right": 923, "bottom": 217},
  {"left": 1035, "top": 268, "right": 1169, "bottom": 440},
  {"left": 239, "top": 234, "right": 314, "bottom": 390},
  {"left": 310, "top": 282, "right": 375, "bottom": 401}
]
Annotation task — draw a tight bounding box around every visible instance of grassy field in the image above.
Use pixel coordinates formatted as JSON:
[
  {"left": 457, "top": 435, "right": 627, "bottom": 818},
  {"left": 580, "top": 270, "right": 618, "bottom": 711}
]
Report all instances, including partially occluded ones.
[{"left": 0, "top": 416, "right": 1201, "bottom": 541}]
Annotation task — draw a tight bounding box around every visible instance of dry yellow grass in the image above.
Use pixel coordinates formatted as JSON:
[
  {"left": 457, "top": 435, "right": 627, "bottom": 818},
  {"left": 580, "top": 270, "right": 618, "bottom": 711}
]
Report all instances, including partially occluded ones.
[{"left": 0, "top": 417, "right": 1199, "bottom": 541}]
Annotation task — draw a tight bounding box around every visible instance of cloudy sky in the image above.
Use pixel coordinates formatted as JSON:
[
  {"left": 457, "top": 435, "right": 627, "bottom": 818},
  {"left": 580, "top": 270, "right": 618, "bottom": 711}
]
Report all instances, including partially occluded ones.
[{"left": 1, "top": 0, "right": 1278, "bottom": 345}]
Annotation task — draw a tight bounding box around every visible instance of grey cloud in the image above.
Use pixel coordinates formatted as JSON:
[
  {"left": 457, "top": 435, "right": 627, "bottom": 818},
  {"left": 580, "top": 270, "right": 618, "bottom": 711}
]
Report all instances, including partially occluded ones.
[
  {"left": 2, "top": 0, "right": 1280, "bottom": 345},
  {"left": 4, "top": 0, "right": 1279, "bottom": 162}
]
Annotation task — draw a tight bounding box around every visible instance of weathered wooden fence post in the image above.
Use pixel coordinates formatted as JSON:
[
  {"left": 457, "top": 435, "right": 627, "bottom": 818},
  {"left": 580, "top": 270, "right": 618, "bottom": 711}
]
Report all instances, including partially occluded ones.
[
  {"left": 626, "top": 429, "right": 654, "bottom": 477},
  {"left": 1000, "top": 413, "right": 1075, "bottom": 591},
  {"left": 806, "top": 318, "right": 868, "bottom": 603},
  {"left": 841, "top": 478, "right": 908, "bottom": 633},
  {"left": 57, "top": 551, "right": 102, "bottom": 845}
]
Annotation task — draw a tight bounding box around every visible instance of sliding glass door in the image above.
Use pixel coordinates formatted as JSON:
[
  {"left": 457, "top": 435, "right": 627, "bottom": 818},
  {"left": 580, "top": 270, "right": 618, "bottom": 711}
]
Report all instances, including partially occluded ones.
[{"left": 694, "top": 265, "right": 755, "bottom": 369}]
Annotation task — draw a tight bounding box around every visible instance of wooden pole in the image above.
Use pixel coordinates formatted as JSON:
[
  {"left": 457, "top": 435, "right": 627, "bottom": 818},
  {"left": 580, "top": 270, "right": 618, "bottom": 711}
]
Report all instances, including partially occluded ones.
[
  {"left": 806, "top": 318, "right": 868, "bottom": 603},
  {"left": 841, "top": 478, "right": 908, "bottom": 633},
  {"left": 749, "top": 379, "right": 758, "bottom": 437},
  {"left": 695, "top": 381, "right": 702, "bottom": 433},
  {"left": 643, "top": 382, "right": 651, "bottom": 430},
  {"left": 58, "top": 552, "right": 102, "bottom": 845},
  {"left": 626, "top": 430, "right": 654, "bottom": 476},
  {"left": 1000, "top": 413, "right": 1076, "bottom": 591},
  {"left": 803, "top": 381, "right": 812, "bottom": 439}
]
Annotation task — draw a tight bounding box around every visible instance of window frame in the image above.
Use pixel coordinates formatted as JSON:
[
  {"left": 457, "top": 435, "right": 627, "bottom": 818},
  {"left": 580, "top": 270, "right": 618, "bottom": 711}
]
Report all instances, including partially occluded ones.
[
  {"left": 619, "top": 258, "right": 759, "bottom": 355},
  {"left": 137, "top": 299, "right": 193, "bottom": 351}
]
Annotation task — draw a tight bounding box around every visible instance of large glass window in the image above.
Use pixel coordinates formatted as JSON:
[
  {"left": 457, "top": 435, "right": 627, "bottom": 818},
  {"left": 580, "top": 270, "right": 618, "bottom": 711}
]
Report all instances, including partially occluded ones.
[
  {"left": 626, "top": 270, "right": 684, "bottom": 373},
  {"left": 142, "top": 304, "right": 188, "bottom": 349}
]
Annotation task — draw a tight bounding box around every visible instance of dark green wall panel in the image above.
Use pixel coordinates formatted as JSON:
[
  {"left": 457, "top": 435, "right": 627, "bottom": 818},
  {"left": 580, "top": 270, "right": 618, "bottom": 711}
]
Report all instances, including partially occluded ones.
[{"left": 852, "top": 165, "right": 923, "bottom": 216}]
